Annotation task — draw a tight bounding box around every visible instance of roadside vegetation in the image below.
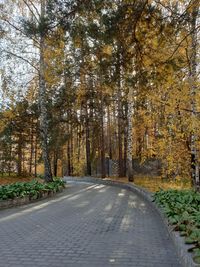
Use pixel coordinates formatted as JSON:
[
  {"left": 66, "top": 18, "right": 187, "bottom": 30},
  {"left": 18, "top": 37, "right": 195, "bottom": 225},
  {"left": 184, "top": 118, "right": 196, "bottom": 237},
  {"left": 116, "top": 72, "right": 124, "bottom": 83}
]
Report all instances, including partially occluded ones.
[
  {"left": 153, "top": 189, "right": 200, "bottom": 263},
  {"left": 0, "top": 179, "right": 65, "bottom": 201}
]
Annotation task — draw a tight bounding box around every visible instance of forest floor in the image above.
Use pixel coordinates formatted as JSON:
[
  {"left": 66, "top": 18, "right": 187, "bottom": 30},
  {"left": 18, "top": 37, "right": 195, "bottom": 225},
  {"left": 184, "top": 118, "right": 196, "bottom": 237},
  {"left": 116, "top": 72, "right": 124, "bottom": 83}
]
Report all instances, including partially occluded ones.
[
  {"left": 104, "top": 176, "right": 191, "bottom": 192},
  {"left": 0, "top": 175, "right": 42, "bottom": 186},
  {"left": 0, "top": 176, "right": 33, "bottom": 185}
]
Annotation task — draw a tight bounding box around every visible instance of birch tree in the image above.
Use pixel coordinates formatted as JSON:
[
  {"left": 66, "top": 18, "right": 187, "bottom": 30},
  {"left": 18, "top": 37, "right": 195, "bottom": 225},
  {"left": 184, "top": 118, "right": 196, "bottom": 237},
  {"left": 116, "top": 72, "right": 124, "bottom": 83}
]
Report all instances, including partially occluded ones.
[{"left": 189, "top": 0, "right": 199, "bottom": 189}]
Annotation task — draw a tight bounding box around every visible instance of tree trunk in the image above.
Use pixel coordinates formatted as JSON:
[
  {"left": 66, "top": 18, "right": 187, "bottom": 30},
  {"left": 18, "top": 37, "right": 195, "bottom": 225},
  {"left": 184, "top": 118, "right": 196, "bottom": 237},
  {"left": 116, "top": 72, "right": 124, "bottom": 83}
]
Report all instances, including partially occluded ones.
[
  {"left": 116, "top": 51, "right": 124, "bottom": 177},
  {"left": 124, "top": 100, "right": 128, "bottom": 176},
  {"left": 53, "top": 151, "right": 58, "bottom": 177},
  {"left": 17, "top": 132, "right": 22, "bottom": 177},
  {"left": 8, "top": 140, "right": 12, "bottom": 176},
  {"left": 189, "top": 1, "right": 199, "bottom": 189},
  {"left": 67, "top": 125, "right": 71, "bottom": 176},
  {"left": 100, "top": 92, "right": 106, "bottom": 178},
  {"left": 85, "top": 104, "right": 91, "bottom": 176},
  {"left": 113, "top": 103, "right": 117, "bottom": 159},
  {"left": 126, "top": 89, "right": 134, "bottom": 182},
  {"left": 39, "top": 0, "right": 53, "bottom": 182},
  {"left": 70, "top": 125, "right": 74, "bottom": 175},
  {"left": 29, "top": 119, "right": 34, "bottom": 175},
  {"left": 77, "top": 122, "right": 81, "bottom": 163},
  {"left": 22, "top": 149, "right": 25, "bottom": 174},
  {"left": 67, "top": 141, "right": 71, "bottom": 176},
  {"left": 107, "top": 106, "right": 112, "bottom": 160},
  {"left": 118, "top": 95, "right": 123, "bottom": 177},
  {"left": 34, "top": 135, "right": 37, "bottom": 177}
]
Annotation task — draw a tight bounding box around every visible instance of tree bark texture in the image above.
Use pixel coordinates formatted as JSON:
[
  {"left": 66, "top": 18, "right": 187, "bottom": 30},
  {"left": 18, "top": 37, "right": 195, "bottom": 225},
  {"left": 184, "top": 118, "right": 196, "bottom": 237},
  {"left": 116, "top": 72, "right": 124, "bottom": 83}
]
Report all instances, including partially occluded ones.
[
  {"left": 17, "top": 132, "right": 22, "bottom": 176},
  {"left": 85, "top": 104, "right": 92, "bottom": 176},
  {"left": 100, "top": 91, "right": 106, "bottom": 178},
  {"left": 29, "top": 119, "right": 34, "bottom": 175},
  {"left": 116, "top": 51, "right": 124, "bottom": 177},
  {"left": 189, "top": 1, "right": 199, "bottom": 189},
  {"left": 39, "top": 0, "right": 53, "bottom": 182},
  {"left": 126, "top": 89, "right": 134, "bottom": 182}
]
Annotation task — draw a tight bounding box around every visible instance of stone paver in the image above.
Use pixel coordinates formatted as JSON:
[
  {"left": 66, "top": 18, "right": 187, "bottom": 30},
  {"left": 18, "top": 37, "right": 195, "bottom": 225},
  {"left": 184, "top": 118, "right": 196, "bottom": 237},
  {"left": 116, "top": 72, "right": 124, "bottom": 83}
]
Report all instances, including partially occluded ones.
[{"left": 0, "top": 182, "right": 182, "bottom": 267}]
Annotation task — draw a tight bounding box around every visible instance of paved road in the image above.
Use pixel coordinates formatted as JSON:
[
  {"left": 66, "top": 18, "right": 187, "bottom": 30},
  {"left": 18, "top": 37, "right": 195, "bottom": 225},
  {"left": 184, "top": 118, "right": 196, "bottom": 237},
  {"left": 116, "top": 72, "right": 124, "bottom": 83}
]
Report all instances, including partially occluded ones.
[{"left": 0, "top": 182, "right": 182, "bottom": 267}]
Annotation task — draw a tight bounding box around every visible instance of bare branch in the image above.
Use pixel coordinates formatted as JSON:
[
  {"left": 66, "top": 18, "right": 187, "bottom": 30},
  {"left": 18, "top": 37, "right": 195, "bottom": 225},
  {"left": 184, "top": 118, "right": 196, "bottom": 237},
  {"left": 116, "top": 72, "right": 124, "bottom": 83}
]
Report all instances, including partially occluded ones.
[
  {"left": 27, "top": 0, "right": 41, "bottom": 18},
  {"left": 24, "top": 75, "right": 38, "bottom": 87},
  {"left": 152, "top": 98, "right": 200, "bottom": 114},
  {"left": 165, "top": 25, "right": 200, "bottom": 62},
  {"left": 22, "top": 0, "right": 40, "bottom": 24},
  {"left": 2, "top": 50, "right": 39, "bottom": 72}
]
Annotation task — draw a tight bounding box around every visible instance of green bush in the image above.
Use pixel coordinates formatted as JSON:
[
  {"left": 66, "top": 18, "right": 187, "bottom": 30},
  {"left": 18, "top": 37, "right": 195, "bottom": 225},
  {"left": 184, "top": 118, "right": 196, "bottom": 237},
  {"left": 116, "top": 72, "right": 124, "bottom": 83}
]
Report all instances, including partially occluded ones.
[
  {"left": 153, "top": 189, "right": 200, "bottom": 264},
  {"left": 0, "top": 179, "right": 65, "bottom": 201}
]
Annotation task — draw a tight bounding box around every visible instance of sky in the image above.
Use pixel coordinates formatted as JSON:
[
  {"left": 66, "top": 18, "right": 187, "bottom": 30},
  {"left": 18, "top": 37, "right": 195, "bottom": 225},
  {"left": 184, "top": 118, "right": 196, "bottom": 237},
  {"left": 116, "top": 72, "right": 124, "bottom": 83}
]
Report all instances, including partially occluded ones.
[{"left": 0, "top": 0, "right": 39, "bottom": 107}]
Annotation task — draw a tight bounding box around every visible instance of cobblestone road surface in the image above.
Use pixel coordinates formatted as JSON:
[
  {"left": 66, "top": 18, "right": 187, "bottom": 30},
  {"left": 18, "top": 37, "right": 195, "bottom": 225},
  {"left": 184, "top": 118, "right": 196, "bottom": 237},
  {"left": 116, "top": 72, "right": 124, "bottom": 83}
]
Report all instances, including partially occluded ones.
[{"left": 0, "top": 182, "right": 182, "bottom": 267}]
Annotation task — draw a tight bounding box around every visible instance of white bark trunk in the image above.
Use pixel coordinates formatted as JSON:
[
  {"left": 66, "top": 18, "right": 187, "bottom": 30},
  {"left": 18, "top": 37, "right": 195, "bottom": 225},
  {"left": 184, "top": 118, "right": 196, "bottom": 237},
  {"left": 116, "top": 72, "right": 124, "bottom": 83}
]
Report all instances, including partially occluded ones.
[
  {"left": 126, "top": 88, "right": 134, "bottom": 182},
  {"left": 190, "top": 0, "right": 199, "bottom": 189}
]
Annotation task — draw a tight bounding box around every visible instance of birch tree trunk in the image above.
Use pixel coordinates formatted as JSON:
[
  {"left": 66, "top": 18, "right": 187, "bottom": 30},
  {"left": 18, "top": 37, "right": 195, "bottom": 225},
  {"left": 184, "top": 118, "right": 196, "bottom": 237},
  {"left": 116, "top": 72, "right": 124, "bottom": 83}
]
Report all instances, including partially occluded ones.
[
  {"left": 189, "top": 0, "right": 199, "bottom": 189},
  {"left": 67, "top": 134, "right": 71, "bottom": 176},
  {"left": 85, "top": 104, "right": 92, "bottom": 176},
  {"left": 126, "top": 88, "right": 134, "bottom": 182},
  {"left": 124, "top": 101, "right": 128, "bottom": 177},
  {"left": 107, "top": 106, "right": 112, "bottom": 159},
  {"left": 34, "top": 135, "right": 37, "bottom": 177},
  {"left": 70, "top": 125, "right": 74, "bottom": 175},
  {"left": 100, "top": 91, "right": 106, "bottom": 178},
  {"left": 116, "top": 51, "right": 124, "bottom": 177},
  {"left": 29, "top": 118, "right": 34, "bottom": 175},
  {"left": 39, "top": 0, "right": 53, "bottom": 182}
]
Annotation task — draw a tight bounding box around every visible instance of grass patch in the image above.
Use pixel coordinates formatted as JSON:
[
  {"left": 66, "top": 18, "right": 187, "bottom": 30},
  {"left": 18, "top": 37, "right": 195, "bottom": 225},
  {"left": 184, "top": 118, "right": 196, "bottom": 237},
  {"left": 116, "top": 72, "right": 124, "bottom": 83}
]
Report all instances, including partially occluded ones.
[
  {"left": 0, "top": 179, "right": 65, "bottom": 201},
  {"left": 134, "top": 176, "right": 191, "bottom": 192},
  {"left": 153, "top": 189, "right": 200, "bottom": 264}
]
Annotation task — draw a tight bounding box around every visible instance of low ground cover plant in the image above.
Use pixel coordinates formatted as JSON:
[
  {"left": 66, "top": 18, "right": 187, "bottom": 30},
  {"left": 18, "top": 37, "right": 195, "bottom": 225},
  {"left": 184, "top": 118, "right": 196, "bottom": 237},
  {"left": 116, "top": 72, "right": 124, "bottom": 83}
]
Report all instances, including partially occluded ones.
[
  {"left": 153, "top": 189, "right": 200, "bottom": 264},
  {"left": 0, "top": 179, "right": 65, "bottom": 201}
]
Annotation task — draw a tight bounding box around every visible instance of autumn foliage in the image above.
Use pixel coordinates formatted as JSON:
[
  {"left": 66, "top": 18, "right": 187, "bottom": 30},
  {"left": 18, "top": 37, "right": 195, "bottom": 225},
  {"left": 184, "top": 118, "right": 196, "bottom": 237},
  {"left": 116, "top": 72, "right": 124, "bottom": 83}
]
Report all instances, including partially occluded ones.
[{"left": 0, "top": 0, "right": 199, "bottom": 187}]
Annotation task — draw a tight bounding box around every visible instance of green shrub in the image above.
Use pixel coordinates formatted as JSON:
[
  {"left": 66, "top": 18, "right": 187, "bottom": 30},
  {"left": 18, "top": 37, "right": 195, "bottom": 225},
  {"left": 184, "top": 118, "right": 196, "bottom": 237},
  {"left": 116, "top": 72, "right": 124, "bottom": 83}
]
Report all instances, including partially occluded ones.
[
  {"left": 0, "top": 179, "right": 65, "bottom": 201},
  {"left": 153, "top": 189, "right": 200, "bottom": 263}
]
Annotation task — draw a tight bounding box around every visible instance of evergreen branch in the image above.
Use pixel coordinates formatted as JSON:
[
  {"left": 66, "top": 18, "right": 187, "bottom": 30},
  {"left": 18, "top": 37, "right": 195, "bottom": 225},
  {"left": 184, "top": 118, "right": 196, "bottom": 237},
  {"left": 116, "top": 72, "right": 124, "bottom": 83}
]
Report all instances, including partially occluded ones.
[
  {"left": 47, "top": 0, "right": 89, "bottom": 31},
  {"left": 2, "top": 18, "right": 40, "bottom": 47}
]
